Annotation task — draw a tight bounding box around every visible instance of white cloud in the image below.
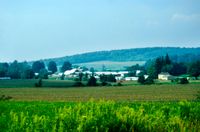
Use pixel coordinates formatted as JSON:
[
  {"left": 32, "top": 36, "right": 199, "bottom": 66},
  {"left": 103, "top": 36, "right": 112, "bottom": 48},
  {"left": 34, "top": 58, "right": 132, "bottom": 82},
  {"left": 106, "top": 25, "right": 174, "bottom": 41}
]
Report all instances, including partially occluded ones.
[{"left": 171, "top": 13, "right": 200, "bottom": 22}]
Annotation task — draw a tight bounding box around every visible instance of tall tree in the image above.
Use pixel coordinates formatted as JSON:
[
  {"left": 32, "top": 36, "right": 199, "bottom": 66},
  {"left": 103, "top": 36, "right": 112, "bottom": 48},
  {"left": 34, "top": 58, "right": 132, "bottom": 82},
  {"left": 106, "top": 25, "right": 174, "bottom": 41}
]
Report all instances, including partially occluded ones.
[
  {"left": 188, "top": 61, "right": 200, "bottom": 79},
  {"left": 21, "top": 69, "right": 35, "bottom": 79},
  {"left": 7, "top": 60, "right": 21, "bottom": 79},
  {"left": 155, "top": 57, "right": 163, "bottom": 75},
  {"left": 39, "top": 69, "right": 48, "bottom": 79},
  {"left": 165, "top": 53, "right": 171, "bottom": 65},
  {"left": 61, "top": 61, "right": 72, "bottom": 72},
  {"left": 147, "top": 63, "right": 157, "bottom": 79},
  {"left": 138, "top": 74, "right": 145, "bottom": 84},
  {"left": 87, "top": 76, "right": 97, "bottom": 86},
  {"left": 48, "top": 61, "right": 57, "bottom": 74},
  {"left": 0, "top": 63, "right": 9, "bottom": 77},
  {"left": 32, "top": 61, "right": 45, "bottom": 73},
  {"left": 170, "top": 63, "right": 187, "bottom": 76}
]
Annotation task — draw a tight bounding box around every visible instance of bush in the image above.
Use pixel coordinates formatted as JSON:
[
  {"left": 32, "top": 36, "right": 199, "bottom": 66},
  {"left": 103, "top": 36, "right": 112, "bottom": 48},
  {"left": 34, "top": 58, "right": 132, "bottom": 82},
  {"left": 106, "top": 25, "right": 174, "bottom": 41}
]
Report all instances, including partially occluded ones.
[
  {"left": 87, "top": 76, "right": 97, "bottom": 86},
  {"left": 144, "top": 77, "right": 154, "bottom": 85},
  {"left": 101, "top": 81, "right": 108, "bottom": 86},
  {"left": 172, "top": 78, "right": 189, "bottom": 84},
  {"left": 138, "top": 75, "right": 145, "bottom": 84},
  {"left": 73, "top": 81, "right": 84, "bottom": 87},
  {"left": 0, "top": 95, "right": 12, "bottom": 101},
  {"left": 117, "top": 82, "right": 122, "bottom": 86},
  {"left": 35, "top": 79, "right": 42, "bottom": 87},
  {"left": 138, "top": 75, "right": 154, "bottom": 85},
  {"left": 179, "top": 78, "right": 189, "bottom": 84}
]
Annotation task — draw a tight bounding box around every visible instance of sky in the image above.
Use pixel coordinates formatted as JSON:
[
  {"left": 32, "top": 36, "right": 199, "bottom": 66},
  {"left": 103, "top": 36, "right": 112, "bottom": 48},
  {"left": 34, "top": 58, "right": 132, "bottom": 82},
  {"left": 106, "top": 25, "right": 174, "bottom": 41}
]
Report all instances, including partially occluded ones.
[{"left": 0, "top": 0, "right": 200, "bottom": 62}]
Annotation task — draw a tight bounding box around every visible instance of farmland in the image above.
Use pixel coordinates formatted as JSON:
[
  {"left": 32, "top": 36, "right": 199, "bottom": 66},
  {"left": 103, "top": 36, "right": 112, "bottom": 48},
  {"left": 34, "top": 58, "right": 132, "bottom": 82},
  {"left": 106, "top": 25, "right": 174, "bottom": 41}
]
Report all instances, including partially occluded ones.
[
  {"left": 0, "top": 100, "right": 200, "bottom": 131},
  {"left": 76, "top": 61, "right": 146, "bottom": 70},
  {"left": 1, "top": 81, "right": 200, "bottom": 131},
  {"left": 0, "top": 83, "right": 200, "bottom": 101}
]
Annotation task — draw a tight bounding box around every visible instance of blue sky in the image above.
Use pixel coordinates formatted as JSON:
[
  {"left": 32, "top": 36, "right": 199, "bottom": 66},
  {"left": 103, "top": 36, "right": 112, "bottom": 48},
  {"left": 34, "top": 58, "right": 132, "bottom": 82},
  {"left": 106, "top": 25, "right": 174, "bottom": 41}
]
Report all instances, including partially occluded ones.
[{"left": 0, "top": 0, "right": 200, "bottom": 62}]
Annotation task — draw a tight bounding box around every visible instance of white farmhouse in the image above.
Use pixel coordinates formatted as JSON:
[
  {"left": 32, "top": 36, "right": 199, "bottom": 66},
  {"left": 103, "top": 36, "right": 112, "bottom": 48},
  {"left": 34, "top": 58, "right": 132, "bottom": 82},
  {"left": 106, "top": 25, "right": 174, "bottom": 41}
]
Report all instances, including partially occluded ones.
[
  {"left": 125, "top": 77, "right": 139, "bottom": 81},
  {"left": 158, "top": 72, "right": 174, "bottom": 80}
]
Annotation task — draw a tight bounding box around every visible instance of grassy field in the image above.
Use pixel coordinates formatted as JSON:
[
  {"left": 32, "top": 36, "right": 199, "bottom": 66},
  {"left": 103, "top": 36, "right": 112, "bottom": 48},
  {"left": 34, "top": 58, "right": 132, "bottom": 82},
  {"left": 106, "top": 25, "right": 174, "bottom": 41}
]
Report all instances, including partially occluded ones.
[
  {"left": 0, "top": 79, "right": 79, "bottom": 88},
  {"left": 0, "top": 101, "right": 200, "bottom": 131},
  {"left": 1, "top": 80, "right": 200, "bottom": 131},
  {"left": 76, "top": 61, "right": 146, "bottom": 70},
  {"left": 0, "top": 84, "right": 199, "bottom": 101}
]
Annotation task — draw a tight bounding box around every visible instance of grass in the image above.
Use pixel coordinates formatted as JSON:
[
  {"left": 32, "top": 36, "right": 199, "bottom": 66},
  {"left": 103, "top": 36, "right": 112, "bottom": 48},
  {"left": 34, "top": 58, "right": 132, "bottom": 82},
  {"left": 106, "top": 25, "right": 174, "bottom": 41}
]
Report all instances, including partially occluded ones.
[
  {"left": 0, "top": 84, "right": 199, "bottom": 102},
  {"left": 0, "top": 100, "right": 200, "bottom": 131},
  {"left": 1, "top": 80, "right": 200, "bottom": 131},
  {"left": 76, "top": 61, "right": 146, "bottom": 70},
  {"left": 0, "top": 79, "right": 79, "bottom": 88}
]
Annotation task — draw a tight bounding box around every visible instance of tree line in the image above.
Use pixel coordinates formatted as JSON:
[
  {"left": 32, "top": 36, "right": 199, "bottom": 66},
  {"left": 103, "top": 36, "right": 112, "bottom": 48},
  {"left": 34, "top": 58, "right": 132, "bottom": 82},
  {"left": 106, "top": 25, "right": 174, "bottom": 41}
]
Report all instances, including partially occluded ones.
[
  {"left": 146, "top": 54, "right": 200, "bottom": 79},
  {"left": 126, "top": 54, "right": 200, "bottom": 84},
  {"left": 0, "top": 60, "right": 72, "bottom": 79},
  {"left": 1, "top": 53, "right": 200, "bottom": 81}
]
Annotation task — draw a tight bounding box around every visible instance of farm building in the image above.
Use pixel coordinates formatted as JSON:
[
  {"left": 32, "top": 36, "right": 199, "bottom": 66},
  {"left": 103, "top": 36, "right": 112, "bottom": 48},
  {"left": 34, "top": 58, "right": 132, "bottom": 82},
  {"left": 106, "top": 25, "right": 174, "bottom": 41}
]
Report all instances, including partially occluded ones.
[
  {"left": 125, "top": 77, "right": 139, "bottom": 81},
  {"left": 158, "top": 72, "right": 174, "bottom": 80},
  {"left": 0, "top": 77, "right": 11, "bottom": 80}
]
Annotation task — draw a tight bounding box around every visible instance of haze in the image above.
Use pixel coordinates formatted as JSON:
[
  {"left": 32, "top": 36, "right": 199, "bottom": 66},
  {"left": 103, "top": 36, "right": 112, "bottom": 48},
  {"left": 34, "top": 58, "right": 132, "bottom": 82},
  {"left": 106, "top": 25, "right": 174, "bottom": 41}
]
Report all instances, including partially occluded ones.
[{"left": 0, "top": 0, "right": 200, "bottom": 62}]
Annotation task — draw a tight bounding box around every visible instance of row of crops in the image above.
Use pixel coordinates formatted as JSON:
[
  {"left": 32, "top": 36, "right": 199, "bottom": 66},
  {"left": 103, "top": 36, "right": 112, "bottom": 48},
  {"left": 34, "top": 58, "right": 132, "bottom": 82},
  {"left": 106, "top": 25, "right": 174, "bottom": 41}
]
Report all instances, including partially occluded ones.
[{"left": 0, "top": 100, "right": 200, "bottom": 132}]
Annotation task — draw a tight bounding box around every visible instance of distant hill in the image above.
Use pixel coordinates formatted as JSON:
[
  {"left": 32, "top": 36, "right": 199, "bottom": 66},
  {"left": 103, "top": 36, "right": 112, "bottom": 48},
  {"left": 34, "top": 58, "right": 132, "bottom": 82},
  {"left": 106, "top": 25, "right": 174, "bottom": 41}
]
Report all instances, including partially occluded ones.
[{"left": 42, "top": 47, "right": 200, "bottom": 65}]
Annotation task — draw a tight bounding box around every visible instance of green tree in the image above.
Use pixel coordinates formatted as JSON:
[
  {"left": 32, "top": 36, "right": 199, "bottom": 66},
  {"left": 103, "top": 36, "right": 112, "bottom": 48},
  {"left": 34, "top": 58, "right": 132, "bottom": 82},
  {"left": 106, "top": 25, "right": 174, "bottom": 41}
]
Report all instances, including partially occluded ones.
[
  {"left": 61, "top": 61, "right": 72, "bottom": 72},
  {"left": 7, "top": 60, "right": 21, "bottom": 79},
  {"left": 155, "top": 57, "right": 163, "bottom": 75},
  {"left": 147, "top": 63, "right": 157, "bottom": 79},
  {"left": 188, "top": 61, "right": 200, "bottom": 79},
  {"left": 161, "top": 64, "right": 173, "bottom": 73},
  {"left": 90, "top": 67, "right": 95, "bottom": 75},
  {"left": 21, "top": 69, "right": 35, "bottom": 79},
  {"left": 0, "top": 63, "right": 9, "bottom": 77},
  {"left": 138, "top": 75, "right": 145, "bottom": 84},
  {"left": 144, "top": 76, "right": 154, "bottom": 84},
  {"left": 78, "top": 73, "right": 83, "bottom": 81},
  {"left": 165, "top": 53, "right": 171, "bottom": 65},
  {"left": 170, "top": 63, "right": 187, "bottom": 76},
  {"left": 100, "top": 74, "right": 107, "bottom": 83},
  {"left": 32, "top": 61, "right": 45, "bottom": 73},
  {"left": 107, "top": 74, "right": 116, "bottom": 82},
  {"left": 39, "top": 69, "right": 48, "bottom": 79},
  {"left": 87, "top": 76, "right": 97, "bottom": 86},
  {"left": 48, "top": 61, "right": 57, "bottom": 74}
]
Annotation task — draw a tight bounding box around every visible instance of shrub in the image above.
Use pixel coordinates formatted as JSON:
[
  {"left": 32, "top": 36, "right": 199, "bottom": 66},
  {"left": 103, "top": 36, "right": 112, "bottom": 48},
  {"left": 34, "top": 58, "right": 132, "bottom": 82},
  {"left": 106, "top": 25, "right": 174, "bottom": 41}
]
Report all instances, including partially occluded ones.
[
  {"left": 87, "top": 76, "right": 97, "bottom": 86},
  {"left": 0, "top": 95, "right": 12, "bottom": 101},
  {"left": 35, "top": 79, "right": 42, "bottom": 87},
  {"left": 144, "top": 77, "right": 154, "bottom": 84},
  {"left": 73, "top": 81, "right": 84, "bottom": 87},
  {"left": 138, "top": 75, "right": 145, "bottom": 84},
  {"left": 117, "top": 82, "right": 122, "bottom": 86},
  {"left": 172, "top": 78, "right": 189, "bottom": 84},
  {"left": 179, "top": 78, "right": 189, "bottom": 84},
  {"left": 101, "top": 81, "right": 108, "bottom": 86}
]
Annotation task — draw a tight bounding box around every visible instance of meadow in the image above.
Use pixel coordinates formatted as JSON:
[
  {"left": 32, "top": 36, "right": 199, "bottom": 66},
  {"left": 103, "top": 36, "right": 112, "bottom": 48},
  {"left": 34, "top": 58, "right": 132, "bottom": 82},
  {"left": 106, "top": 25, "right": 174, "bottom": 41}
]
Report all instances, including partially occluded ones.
[
  {"left": 0, "top": 100, "right": 200, "bottom": 131},
  {"left": 76, "top": 61, "right": 146, "bottom": 70},
  {"left": 0, "top": 84, "right": 200, "bottom": 101},
  {"left": 1, "top": 80, "right": 200, "bottom": 131}
]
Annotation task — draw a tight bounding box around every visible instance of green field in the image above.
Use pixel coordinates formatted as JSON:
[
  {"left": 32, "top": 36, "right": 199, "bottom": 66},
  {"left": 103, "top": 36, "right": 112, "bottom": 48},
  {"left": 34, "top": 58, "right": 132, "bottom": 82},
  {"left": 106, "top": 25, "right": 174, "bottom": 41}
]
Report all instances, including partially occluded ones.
[
  {"left": 0, "top": 101, "right": 200, "bottom": 131},
  {"left": 0, "top": 84, "right": 200, "bottom": 101},
  {"left": 0, "top": 79, "right": 81, "bottom": 88},
  {"left": 76, "top": 61, "right": 146, "bottom": 70},
  {"left": 1, "top": 80, "right": 200, "bottom": 131}
]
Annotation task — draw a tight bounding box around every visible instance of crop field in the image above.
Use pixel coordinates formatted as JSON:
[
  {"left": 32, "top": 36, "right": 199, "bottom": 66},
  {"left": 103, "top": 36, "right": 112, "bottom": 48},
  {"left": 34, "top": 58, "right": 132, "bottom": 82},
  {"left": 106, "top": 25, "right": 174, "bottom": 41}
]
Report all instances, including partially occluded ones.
[
  {"left": 0, "top": 84, "right": 200, "bottom": 101},
  {"left": 76, "top": 61, "right": 146, "bottom": 70},
  {"left": 0, "top": 79, "right": 79, "bottom": 88},
  {"left": 1, "top": 81, "right": 200, "bottom": 131},
  {"left": 0, "top": 100, "right": 200, "bottom": 131}
]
